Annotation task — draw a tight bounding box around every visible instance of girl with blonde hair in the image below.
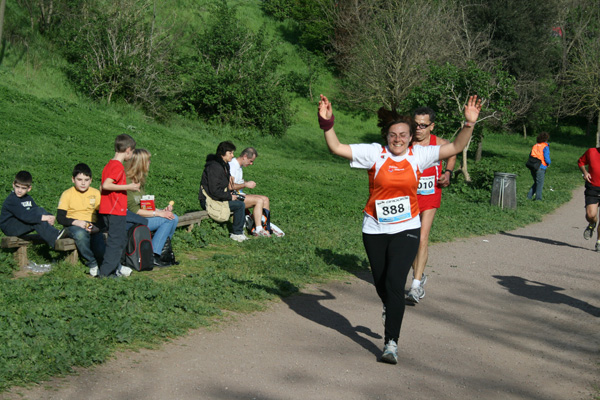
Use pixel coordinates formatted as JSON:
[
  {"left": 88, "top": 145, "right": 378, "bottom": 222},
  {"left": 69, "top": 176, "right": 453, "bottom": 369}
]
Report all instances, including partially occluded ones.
[{"left": 126, "top": 148, "right": 179, "bottom": 267}]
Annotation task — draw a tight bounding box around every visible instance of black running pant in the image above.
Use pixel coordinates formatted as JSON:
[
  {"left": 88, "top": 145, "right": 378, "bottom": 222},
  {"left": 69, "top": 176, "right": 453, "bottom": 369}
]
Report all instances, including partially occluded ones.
[{"left": 363, "top": 228, "right": 420, "bottom": 343}]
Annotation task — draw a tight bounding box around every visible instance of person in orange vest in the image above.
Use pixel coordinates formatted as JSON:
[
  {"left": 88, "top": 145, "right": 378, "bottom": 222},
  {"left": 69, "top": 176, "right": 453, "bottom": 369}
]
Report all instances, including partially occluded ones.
[{"left": 527, "top": 132, "right": 551, "bottom": 201}]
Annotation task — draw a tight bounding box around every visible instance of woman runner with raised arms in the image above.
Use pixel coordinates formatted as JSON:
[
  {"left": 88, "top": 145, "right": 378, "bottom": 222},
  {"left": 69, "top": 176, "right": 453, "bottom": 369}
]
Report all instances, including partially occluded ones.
[{"left": 317, "top": 94, "right": 481, "bottom": 364}]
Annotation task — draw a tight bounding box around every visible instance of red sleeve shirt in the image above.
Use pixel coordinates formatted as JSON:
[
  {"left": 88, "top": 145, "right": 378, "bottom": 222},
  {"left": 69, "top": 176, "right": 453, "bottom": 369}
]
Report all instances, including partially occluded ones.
[
  {"left": 99, "top": 160, "right": 128, "bottom": 215},
  {"left": 578, "top": 148, "right": 600, "bottom": 187}
]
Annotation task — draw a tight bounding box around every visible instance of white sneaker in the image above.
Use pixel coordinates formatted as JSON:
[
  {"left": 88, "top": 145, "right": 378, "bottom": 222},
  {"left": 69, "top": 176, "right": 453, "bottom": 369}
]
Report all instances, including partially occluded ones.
[
  {"left": 116, "top": 265, "right": 132, "bottom": 277},
  {"left": 406, "top": 286, "right": 425, "bottom": 303},
  {"left": 230, "top": 233, "right": 248, "bottom": 242},
  {"left": 381, "top": 340, "right": 398, "bottom": 364},
  {"left": 89, "top": 266, "right": 99, "bottom": 277}
]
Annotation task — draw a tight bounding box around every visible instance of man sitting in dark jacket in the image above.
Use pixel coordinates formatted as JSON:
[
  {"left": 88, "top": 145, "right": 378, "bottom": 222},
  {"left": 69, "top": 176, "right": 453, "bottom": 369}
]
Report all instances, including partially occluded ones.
[{"left": 198, "top": 141, "right": 247, "bottom": 242}]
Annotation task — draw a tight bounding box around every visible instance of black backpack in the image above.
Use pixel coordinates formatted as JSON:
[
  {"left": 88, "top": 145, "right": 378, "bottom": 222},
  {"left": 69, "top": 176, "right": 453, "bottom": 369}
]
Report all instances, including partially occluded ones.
[{"left": 123, "top": 224, "right": 154, "bottom": 271}]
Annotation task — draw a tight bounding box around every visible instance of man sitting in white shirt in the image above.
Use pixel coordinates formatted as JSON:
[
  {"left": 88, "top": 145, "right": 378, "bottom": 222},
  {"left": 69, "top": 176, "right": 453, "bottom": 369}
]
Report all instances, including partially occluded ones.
[{"left": 229, "top": 147, "right": 272, "bottom": 237}]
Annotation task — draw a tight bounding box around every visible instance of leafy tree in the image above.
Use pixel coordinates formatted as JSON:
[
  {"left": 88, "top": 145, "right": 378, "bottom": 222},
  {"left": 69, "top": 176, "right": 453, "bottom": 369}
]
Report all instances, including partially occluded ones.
[
  {"left": 178, "top": 0, "right": 291, "bottom": 137},
  {"left": 402, "top": 61, "right": 516, "bottom": 181},
  {"left": 468, "top": 0, "right": 561, "bottom": 133},
  {"left": 561, "top": 3, "right": 600, "bottom": 144},
  {"left": 328, "top": 0, "right": 494, "bottom": 113}
]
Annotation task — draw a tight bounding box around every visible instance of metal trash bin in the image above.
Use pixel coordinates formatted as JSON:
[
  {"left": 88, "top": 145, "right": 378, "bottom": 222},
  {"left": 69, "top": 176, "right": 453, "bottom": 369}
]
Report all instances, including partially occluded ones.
[{"left": 490, "top": 172, "right": 517, "bottom": 209}]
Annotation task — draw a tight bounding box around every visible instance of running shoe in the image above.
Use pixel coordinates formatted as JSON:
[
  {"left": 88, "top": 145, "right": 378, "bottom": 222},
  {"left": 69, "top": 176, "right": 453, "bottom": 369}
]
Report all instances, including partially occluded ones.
[
  {"left": 56, "top": 228, "right": 69, "bottom": 241},
  {"left": 584, "top": 223, "right": 596, "bottom": 240},
  {"left": 89, "top": 266, "right": 99, "bottom": 277},
  {"left": 381, "top": 340, "right": 398, "bottom": 364},
  {"left": 406, "top": 286, "right": 425, "bottom": 304},
  {"left": 420, "top": 273, "right": 428, "bottom": 287},
  {"left": 253, "top": 229, "right": 271, "bottom": 237},
  {"left": 595, "top": 242, "right": 600, "bottom": 252}
]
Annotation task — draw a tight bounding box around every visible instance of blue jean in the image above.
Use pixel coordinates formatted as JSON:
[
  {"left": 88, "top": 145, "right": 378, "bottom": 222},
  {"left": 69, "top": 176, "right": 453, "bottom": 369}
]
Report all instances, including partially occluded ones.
[
  {"left": 228, "top": 200, "right": 245, "bottom": 234},
  {"left": 126, "top": 210, "right": 148, "bottom": 230},
  {"left": 146, "top": 214, "right": 179, "bottom": 255},
  {"left": 67, "top": 225, "right": 105, "bottom": 268},
  {"left": 527, "top": 168, "right": 546, "bottom": 201}
]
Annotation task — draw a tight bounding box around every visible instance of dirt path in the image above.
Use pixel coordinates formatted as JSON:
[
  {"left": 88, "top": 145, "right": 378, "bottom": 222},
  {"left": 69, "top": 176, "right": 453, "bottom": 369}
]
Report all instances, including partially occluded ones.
[{"left": 3, "top": 187, "right": 599, "bottom": 400}]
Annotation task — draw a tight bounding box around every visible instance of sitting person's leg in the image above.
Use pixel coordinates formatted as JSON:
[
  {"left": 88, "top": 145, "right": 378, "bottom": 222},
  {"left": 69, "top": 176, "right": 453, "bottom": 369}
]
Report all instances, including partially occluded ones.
[
  {"left": 244, "top": 194, "right": 270, "bottom": 235},
  {"left": 126, "top": 210, "right": 148, "bottom": 230},
  {"left": 146, "top": 215, "right": 179, "bottom": 255},
  {"left": 1, "top": 218, "right": 35, "bottom": 237},
  {"left": 67, "top": 225, "right": 99, "bottom": 268},
  {"left": 228, "top": 200, "right": 246, "bottom": 240}
]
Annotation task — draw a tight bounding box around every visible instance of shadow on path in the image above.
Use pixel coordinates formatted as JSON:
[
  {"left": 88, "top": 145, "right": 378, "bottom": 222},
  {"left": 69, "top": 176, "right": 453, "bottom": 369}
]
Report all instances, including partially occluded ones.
[
  {"left": 499, "top": 231, "right": 589, "bottom": 251},
  {"left": 493, "top": 275, "right": 600, "bottom": 317},
  {"left": 315, "top": 248, "right": 372, "bottom": 284},
  {"left": 281, "top": 289, "right": 382, "bottom": 357}
]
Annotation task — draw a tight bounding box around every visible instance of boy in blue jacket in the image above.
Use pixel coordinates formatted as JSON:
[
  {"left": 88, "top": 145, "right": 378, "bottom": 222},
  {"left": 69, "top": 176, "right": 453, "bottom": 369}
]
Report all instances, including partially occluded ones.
[{"left": 0, "top": 171, "right": 66, "bottom": 247}]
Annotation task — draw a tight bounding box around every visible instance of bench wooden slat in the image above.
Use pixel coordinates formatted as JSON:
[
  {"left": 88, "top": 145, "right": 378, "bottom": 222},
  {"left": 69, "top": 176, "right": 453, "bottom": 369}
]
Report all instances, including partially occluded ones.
[
  {"left": 176, "top": 211, "right": 209, "bottom": 227},
  {"left": 1, "top": 235, "right": 78, "bottom": 269}
]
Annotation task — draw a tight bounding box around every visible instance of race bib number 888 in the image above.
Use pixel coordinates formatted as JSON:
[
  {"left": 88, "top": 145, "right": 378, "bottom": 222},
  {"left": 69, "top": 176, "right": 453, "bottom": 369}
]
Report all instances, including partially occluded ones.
[{"left": 375, "top": 196, "right": 412, "bottom": 224}]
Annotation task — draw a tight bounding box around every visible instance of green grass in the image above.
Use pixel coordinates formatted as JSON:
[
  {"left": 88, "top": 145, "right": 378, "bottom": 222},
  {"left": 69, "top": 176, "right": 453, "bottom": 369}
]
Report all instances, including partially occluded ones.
[
  {"left": 0, "top": 79, "right": 593, "bottom": 390},
  {"left": 0, "top": 0, "right": 597, "bottom": 392}
]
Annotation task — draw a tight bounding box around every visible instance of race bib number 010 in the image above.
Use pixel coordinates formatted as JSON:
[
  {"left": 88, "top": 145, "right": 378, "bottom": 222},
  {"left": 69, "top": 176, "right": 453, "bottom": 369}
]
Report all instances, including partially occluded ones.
[
  {"left": 417, "top": 175, "right": 436, "bottom": 195},
  {"left": 375, "top": 196, "right": 412, "bottom": 224}
]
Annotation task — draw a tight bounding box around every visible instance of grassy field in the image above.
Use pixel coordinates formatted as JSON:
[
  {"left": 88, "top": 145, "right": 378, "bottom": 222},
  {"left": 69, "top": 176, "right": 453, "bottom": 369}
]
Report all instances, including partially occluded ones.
[{"left": 0, "top": 0, "right": 597, "bottom": 392}]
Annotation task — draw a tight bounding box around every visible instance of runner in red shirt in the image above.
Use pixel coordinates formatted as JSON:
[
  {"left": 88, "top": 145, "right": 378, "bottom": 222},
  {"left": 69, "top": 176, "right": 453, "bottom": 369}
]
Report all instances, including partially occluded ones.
[
  {"left": 406, "top": 107, "right": 457, "bottom": 304},
  {"left": 578, "top": 148, "right": 600, "bottom": 250}
]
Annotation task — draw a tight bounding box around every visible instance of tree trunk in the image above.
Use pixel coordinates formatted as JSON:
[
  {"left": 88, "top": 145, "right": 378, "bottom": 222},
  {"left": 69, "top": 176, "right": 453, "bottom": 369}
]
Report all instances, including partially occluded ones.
[
  {"left": 475, "top": 140, "right": 483, "bottom": 162},
  {"left": 456, "top": 137, "right": 472, "bottom": 182},
  {"left": 0, "top": 0, "right": 6, "bottom": 48},
  {"left": 523, "top": 123, "right": 527, "bottom": 139}
]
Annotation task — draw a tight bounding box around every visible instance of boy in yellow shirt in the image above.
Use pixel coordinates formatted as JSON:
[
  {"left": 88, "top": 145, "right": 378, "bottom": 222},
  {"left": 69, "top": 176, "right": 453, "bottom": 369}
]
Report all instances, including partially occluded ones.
[{"left": 57, "top": 163, "right": 104, "bottom": 276}]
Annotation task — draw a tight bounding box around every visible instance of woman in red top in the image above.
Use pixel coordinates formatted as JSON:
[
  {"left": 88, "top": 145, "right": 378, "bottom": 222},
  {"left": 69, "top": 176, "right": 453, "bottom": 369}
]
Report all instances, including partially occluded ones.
[{"left": 318, "top": 94, "right": 481, "bottom": 364}]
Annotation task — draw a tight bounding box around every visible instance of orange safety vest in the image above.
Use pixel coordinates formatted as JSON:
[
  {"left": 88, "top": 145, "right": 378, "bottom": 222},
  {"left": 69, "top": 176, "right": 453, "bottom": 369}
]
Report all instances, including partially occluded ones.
[{"left": 530, "top": 143, "right": 549, "bottom": 167}]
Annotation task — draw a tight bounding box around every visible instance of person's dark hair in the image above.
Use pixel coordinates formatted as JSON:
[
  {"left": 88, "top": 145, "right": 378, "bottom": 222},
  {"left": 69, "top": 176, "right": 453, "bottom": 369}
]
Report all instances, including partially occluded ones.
[
  {"left": 14, "top": 170, "right": 33, "bottom": 186},
  {"left": 536, "top": 132, "right": 549, "bottom": 143},
  {"left": 114, "top": 134, "right": 136, "bottom": 152},
  {"left": 72, "top": 163, "right": 92, "bottom": 178},
  {"left": 240, "top": 147, "right": 257, "bottom": 159},
  {"left": 377, "top": 107, "right": 414, "bottom": 140},
  {"left": 413, "top": 107, "right": 436, "bottom": 123},
  {"left": 216, "top": 141, "right": 236, "bottom": 156}
]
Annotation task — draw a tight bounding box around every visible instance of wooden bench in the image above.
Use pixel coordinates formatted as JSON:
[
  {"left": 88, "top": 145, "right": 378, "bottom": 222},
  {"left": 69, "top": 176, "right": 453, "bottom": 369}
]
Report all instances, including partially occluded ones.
[
  {"left": 1, "top": 211, "right": 224, "bottom": 269},
  {"left": 176, "top": 210, "right": 210, "bottom": 232},
  {"left": 0, "top": 235, "right": 78, "bottom": 269}
]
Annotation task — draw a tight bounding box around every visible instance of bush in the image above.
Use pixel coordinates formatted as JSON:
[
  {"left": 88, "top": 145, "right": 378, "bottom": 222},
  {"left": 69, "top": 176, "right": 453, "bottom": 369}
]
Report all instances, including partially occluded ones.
[
  {"left": 261, "top": 0, "right": 332, "bottom": 53},
  {"left": 178, "top": 0, "right": 292, "bottom": 136},
  {"left": 57, "top": 0, "right": 178, "bottom": 119}
]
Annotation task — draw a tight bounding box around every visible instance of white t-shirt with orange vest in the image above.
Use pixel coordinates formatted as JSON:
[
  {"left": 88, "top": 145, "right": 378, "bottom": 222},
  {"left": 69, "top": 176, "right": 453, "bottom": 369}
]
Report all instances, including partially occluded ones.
[{"left": 349, "top": 143, "right": 440, "bottom": 234}]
